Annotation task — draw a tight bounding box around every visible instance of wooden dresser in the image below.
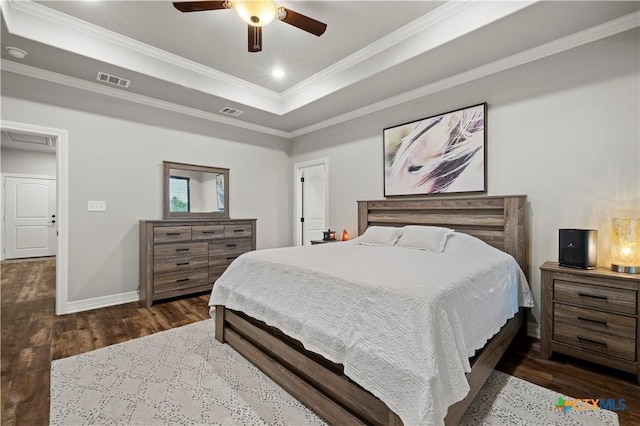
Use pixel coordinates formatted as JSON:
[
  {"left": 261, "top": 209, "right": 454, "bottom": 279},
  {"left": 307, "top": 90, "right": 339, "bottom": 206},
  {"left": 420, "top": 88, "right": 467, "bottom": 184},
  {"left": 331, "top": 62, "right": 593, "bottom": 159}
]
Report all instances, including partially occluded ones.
[
  {"left": 139, "top": 219, "right": 256, "bottom": 307},
  {"left": 540, "top": 261, "right": 640, "bottom": 382}
]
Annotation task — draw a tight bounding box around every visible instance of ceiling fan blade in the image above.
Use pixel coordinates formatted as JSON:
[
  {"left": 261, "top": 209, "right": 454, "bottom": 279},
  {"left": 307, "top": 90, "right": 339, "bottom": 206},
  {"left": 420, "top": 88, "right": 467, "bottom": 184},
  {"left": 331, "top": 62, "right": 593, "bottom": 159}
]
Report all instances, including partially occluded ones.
[
  {"left": 248, "top": 26, "right": 262, "bottom": 53},
  {"left": 173, "top": 1, "right": 230, "bottom": 13},
  {"left": 277, "top": 7, "right": 327, "bottom": 37}
]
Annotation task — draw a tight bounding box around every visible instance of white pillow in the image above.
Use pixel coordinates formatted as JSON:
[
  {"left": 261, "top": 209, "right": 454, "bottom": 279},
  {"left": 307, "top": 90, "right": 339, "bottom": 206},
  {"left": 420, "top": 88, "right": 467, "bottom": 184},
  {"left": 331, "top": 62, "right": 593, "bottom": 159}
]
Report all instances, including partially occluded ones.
[
  {"left": 355, "top": 226, "right": 402, "bottom": 246},
  {"left": 395, "top": 225, "right": 454, "bottom": 252}
]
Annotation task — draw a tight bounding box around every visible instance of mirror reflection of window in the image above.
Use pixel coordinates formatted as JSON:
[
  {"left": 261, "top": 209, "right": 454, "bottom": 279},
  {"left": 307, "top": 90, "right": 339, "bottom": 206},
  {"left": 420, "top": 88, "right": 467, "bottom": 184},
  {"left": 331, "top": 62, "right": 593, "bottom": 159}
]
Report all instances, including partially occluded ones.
[
  {"left": 169, "top": 176, "right": 190, "bottom": 212},
  {"left": 163, "top": 161, "right": 229, "bottom": 219},
  {"left": 216, "top": 174, "right": 225, "bottom": 211}
]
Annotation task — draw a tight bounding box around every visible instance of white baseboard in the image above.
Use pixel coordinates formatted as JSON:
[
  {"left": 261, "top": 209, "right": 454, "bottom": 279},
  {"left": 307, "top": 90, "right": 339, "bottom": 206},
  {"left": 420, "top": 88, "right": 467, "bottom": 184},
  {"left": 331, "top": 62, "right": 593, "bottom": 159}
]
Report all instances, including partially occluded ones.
[
  {"left": 527, "top": 322, "right": 540, "bottom": 339},
  {"left": 66, "top": 291, "right": 139, "bottom": 314}
]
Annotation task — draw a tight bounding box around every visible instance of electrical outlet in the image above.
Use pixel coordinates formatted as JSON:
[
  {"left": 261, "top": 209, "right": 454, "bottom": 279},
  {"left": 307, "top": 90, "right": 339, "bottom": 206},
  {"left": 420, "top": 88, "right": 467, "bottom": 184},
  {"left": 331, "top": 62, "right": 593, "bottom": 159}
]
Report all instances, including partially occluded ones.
[{"left": 88, "top": 201, "right": 106, "bottom": 212}]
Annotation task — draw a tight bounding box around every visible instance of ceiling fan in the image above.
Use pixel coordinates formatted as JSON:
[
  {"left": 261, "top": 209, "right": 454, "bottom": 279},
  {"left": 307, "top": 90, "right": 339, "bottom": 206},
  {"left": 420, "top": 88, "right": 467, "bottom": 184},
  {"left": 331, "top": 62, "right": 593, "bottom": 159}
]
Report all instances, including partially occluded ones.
[{"left": 173, "top": 1, "right": 327, "bottom": 53}]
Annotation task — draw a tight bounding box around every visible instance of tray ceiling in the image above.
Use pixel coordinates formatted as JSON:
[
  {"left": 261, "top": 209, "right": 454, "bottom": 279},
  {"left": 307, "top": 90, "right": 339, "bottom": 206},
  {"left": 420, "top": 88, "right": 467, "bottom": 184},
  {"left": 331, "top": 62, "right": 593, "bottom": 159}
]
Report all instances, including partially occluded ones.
[{"left": 1, "top": 1, "right": 638, "bottom": 136}]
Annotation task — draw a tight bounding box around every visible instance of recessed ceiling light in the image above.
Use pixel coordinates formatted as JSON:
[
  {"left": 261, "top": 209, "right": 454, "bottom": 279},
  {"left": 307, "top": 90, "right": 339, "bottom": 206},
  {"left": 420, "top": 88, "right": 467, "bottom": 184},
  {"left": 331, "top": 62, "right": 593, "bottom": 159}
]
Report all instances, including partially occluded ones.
[
  {"left": 272, "top": 69, "right": 285, "bottom": 79},
  {"left": 5, "top": 47, "right": 27, "bottom": 59}
]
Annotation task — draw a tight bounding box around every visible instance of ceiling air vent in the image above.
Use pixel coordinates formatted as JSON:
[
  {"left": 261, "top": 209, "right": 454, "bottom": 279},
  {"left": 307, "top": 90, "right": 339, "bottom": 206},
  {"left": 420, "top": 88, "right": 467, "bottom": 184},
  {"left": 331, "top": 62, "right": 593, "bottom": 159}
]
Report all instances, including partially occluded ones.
[
  {"left": 97, "top": 71, "right": 131, "bottom": 88},
  {"left": 219, "top": 107, "right": 244, "bottom": 117}
]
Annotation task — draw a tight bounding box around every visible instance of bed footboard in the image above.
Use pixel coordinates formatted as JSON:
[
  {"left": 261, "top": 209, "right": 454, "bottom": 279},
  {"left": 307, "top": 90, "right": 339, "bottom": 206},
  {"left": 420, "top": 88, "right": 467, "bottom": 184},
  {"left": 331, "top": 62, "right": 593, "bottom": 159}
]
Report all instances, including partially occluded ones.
[{"left": 214, "top": 305, "right": 525, "bottom": 425}]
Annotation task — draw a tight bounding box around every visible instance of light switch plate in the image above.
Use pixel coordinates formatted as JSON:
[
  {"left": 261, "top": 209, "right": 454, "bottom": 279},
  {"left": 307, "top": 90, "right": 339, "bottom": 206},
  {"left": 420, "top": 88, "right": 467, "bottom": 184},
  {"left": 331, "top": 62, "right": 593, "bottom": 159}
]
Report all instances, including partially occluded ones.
[{"left": 88, "top": 201, "right": 106, "bottom": 212}]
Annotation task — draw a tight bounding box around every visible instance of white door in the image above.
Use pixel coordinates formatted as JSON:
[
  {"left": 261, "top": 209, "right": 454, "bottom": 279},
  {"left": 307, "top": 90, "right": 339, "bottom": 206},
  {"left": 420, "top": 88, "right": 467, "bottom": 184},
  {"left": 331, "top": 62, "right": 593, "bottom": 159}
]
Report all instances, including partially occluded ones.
[
  {"left": 301, "top": 164, "right": 326, "bottom": 245},
  {"left": 4, "top": 176, "right": 57, "bottom": 259}
]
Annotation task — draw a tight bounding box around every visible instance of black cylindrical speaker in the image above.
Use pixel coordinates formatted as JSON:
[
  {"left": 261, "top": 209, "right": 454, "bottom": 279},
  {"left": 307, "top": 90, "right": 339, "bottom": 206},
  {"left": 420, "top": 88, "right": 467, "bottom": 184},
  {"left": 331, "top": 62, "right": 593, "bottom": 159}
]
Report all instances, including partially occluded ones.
[{"left": 559, "top": 229, "right": 597, "bottom": 269}]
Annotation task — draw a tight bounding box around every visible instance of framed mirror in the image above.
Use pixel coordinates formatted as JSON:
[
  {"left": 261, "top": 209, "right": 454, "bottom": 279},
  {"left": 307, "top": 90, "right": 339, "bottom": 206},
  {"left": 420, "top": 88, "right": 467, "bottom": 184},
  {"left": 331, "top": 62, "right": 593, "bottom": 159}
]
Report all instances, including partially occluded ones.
[{"left": 163, "top": 161, "right": 229, "bottom": 219}]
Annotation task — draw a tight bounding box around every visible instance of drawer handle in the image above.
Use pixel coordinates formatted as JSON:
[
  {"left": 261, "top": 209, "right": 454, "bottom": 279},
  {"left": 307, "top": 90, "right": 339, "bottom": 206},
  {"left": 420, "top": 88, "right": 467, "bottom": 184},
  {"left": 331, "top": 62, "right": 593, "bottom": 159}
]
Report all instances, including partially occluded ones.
[
  {"left": 226, "top": 244, "right": 237, "bottom": 248},
  {"left": 233, "top": 229, "right": 244, "bottom": 233},
  {"left": 176, "top": 248, "right": 190, "bottom": 252},
  {"left": 577, "top": 316, "right": 608, "bottom": 326},
  {"left": 577, "top": 335, "right": 607, "bottom": 347},
  {"left": 176, "top": 262, "right": 190, "bottom": 266},
  {"left": 203, "top": 231, "right": 217, "bottom": 234},
  {"left": 176, "top": 278, "right": 190, "bottom": 283},
  {"left": 226, "top": 256, "right": 239, "bottom": 260},
  {"left": 167, "top": 232, "right": 181, "bottom": 236},
  {"left": 577, "top": 292, "right": 608, "bottom": 300}
]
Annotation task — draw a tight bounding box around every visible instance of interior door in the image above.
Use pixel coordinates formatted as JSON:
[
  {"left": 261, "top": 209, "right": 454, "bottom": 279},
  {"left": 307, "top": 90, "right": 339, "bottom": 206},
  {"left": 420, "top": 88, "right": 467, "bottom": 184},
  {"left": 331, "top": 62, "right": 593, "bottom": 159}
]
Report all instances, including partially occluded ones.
[
  {"left": 4, "top": 176, "right": 57, "bottom": 259},
  {"left": 301, "top": 164, "right": 326, "bottom": 245}
]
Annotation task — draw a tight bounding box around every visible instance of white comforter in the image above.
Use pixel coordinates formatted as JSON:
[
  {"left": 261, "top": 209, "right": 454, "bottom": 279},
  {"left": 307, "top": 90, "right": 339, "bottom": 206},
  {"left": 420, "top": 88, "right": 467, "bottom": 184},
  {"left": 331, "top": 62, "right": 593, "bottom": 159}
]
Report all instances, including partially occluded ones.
[{"left": 209, "top": 232, "right": 534, "bottom": 425}]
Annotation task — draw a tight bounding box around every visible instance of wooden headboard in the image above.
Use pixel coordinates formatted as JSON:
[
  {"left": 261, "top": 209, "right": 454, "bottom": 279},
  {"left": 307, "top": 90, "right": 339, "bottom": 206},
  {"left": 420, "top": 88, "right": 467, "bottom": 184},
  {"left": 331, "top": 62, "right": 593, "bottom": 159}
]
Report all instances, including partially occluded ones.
[{"left": 357, "top": 195, "right": 527, "bottom": 275}]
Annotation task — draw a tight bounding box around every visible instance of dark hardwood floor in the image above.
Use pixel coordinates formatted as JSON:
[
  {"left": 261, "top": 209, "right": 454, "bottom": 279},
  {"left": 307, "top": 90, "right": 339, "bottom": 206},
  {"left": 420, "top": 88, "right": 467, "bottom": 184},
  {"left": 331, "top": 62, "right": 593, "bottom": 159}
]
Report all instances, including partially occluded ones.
[
  {"left": 1, "top": 258, "right": 210, "bottom": 425},
  {"left": 2, "top": 258, "right": 638, "bottom": 425}
]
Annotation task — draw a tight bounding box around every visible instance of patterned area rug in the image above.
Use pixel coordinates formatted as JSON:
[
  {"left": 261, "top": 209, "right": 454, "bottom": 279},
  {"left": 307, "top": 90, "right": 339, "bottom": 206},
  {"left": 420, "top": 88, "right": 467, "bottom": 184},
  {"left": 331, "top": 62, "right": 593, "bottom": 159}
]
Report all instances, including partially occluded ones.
[{"left": 50, "top": 320, "right": 618, "bottom": 425}]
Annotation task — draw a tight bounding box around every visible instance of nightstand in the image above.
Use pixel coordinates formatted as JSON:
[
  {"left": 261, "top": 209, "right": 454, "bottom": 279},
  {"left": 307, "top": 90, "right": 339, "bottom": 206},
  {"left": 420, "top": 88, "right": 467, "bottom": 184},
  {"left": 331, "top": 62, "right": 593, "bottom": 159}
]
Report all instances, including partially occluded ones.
[
  {"left": 310, "top": 239, "right": 343, "bottom": 245},
  {"left": 540, "top": 261, "right": 640, "bottom": 382}
]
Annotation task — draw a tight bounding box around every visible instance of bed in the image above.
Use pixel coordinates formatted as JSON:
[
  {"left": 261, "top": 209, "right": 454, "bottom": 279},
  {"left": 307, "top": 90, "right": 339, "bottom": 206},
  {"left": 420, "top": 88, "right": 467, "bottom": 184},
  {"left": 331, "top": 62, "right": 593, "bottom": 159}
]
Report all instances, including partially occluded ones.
[{"left": 211, "top": 195, "right": 533, "bottom": 425}]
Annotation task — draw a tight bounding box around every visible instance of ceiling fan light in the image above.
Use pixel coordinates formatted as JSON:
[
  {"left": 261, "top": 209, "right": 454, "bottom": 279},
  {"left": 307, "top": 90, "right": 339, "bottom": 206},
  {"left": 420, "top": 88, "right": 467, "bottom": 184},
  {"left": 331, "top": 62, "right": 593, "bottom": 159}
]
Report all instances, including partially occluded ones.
[{"left": 233, "top": 0, "right": 276, "bottom": 27}]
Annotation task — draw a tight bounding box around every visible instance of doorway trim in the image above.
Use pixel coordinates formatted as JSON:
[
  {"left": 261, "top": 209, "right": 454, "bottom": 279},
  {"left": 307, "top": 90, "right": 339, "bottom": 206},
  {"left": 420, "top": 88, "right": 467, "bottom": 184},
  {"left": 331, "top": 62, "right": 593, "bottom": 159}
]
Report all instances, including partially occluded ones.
[
  {"left": 293, "top": 158, "right": 329, "bottom": 246},
  {"left": 1, "top": 120, "right": 69, "bottom": 315}
]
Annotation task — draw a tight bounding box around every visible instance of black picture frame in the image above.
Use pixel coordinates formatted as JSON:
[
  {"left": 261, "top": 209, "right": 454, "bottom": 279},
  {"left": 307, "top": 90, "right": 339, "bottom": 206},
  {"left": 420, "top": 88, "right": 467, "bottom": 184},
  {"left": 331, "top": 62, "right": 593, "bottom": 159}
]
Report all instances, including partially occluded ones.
[{"left": 383, "top": 102, "right": 487, "bottom": 197}]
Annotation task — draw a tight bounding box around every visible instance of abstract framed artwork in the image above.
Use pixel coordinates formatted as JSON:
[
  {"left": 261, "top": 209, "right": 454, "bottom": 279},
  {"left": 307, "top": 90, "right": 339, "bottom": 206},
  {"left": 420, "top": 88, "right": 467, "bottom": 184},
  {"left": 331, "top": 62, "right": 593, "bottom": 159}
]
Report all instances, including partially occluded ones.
[{"left": 383, "top": 102, "right": 487, "bottom": 197}]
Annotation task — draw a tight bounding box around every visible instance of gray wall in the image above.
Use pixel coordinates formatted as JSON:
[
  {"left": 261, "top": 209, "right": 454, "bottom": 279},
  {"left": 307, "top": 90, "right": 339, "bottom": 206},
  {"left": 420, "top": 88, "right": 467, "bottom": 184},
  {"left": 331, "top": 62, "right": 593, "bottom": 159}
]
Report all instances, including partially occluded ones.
[
  {"left": 1, "top": 76, "right": 292, "bottom": 302},
  {"left": 291, "top": 30, "right": 640, "bottom": 326},
  {"left": 1, "top": 29, "right": 638, "bottom": 324},
  {"left": 1, "top": 147, "right": 56, "bottom": 176}
]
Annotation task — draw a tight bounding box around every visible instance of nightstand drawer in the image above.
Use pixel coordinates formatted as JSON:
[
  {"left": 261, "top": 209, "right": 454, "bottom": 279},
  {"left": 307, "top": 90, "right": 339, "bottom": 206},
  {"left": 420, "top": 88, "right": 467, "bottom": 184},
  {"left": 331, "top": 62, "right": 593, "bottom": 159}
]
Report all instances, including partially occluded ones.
[
  {"left": 554, "top": 303, "right": 636, "bottom": 340},
  {"left": 554, "top": 280, "right": 636, "bottom": 315},
  {"left": 553, "top": 322, "right": 636, "bottom": 361}
]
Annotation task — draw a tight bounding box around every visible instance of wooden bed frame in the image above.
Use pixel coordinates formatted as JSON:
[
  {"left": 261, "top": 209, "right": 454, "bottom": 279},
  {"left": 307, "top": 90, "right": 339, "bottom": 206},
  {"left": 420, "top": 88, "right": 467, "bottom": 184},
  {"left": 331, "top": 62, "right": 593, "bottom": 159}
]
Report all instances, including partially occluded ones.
[{"left": 215, "top": 195, "right": 527, "bottom": 425}]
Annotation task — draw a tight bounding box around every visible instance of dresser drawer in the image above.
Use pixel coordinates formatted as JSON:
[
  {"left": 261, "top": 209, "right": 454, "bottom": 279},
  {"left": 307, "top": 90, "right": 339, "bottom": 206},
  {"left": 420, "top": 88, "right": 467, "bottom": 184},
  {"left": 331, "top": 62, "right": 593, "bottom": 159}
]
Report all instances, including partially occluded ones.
[
  {"left": 553, "top": 303, "right": 636, "bottom": 340},
  {"left": 209, "top": 238, "right": 253, "bottom": 256},
  {"left": 154, "top": 242, "right": 208, "bottom": 274},
  {"left": 225, "top": 224, "right": 252, "bottom": 238},
  {"left": 554, "top": 280, "right": 636, "bottom": 315},
  {"left": 209, "top": 253, "right": 243, "bottom": 267},
  {"left": 154, "top": 255, "right": 208, "bottom": 275},
  {"left": 154, "top": 242, "right": 208, "bottom": 259},
  {"left": 209, "top": 265, "right": 228, "bottom": 283},
  {"left": 154, "top": 269, "right": 209, "bottom": 293},
  {"left": 153, "top": 226, "right": 192, "bottom": 243},
  {"left": 553, "top": 322, "right": 636, "bottom": 361},
  {"left": 192, "top": 225, "right": 224, "bottom": 240}
]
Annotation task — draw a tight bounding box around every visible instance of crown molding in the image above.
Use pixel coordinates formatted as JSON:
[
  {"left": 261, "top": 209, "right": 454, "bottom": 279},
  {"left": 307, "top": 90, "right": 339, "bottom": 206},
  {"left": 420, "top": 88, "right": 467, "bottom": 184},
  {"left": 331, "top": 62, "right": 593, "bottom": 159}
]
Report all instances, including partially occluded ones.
[
  {"left": 280, "top": 0, "right": 476, "bottom": 101},
  {"left": 4, "top": 0, "right": 536, "bottom": 117},
  {"left": 3, "top": 9, "right": 636, "bottom": 140},
  {"left": 279, "top": 0, "right": 538, "bottom": 114},
  {"left": 0, "top": 59, "right": 291, "bottom": 139},
  {"left": 6, "top": 0, "right": 283, "bottom": 103},
  {"left": 290, "top": 10, "right": 640, "bottom": 138}
]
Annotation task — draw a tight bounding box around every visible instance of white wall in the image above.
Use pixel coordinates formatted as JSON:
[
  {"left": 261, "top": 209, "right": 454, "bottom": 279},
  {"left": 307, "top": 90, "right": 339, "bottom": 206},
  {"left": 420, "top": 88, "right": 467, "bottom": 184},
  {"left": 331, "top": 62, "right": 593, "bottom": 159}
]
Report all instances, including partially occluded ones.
[
  {"left": 1, "top": 76, "right": 292, "bottom": 303},
  {"left": 1, "top": 147, "right": 56, "bottom": 176},
  {"left": 291, "top": 30, "right": 640, "bottom": 326}
]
